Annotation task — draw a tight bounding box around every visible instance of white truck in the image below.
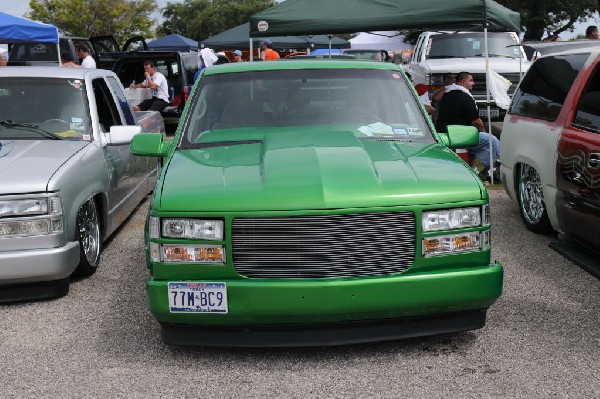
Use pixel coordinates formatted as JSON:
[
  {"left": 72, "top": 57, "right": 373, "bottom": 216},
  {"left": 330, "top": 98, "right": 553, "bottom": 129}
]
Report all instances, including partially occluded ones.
[
  {"left": 405, "top": 31, "right": 530, "bottom": 122},
  {"left": 0, "top": 67, "right": 164, "bottom": 302}
]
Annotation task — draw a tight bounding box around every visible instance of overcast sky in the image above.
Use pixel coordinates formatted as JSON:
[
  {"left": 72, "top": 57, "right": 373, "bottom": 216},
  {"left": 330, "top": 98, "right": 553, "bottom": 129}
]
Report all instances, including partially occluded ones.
[{"left": 1, "top": 0, "right": 598, "bottom": 40}]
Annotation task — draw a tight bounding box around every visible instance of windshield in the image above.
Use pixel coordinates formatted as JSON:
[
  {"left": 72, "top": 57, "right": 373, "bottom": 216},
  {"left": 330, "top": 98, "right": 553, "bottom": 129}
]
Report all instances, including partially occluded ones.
[
  {"left": 180, "top": 68, "right": 434, "bottom": 146},
  {"left": 426, "top": 32, "right": 522, "bottom": 59},
  {"left": 0, "top": 78, "right": 90, "bottom": 140},
  {"left": 344, "top": 50, "right": 385, "bottom": 61}
]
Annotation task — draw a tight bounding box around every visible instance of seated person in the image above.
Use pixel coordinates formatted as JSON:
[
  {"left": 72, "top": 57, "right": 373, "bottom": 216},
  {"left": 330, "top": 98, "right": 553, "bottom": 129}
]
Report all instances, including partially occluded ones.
[
  {"left": 130, "top": 61, "right": 170, "bottom": 112},
  {"left": 435, "top": 71, "right": 500, "bottom": 181}
]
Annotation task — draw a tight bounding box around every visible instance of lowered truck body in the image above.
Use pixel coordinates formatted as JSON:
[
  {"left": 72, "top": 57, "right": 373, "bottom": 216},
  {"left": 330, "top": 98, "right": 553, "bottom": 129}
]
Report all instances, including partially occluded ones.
[{"left": 0, "top": 67, "right": 164, "bottom": 302}]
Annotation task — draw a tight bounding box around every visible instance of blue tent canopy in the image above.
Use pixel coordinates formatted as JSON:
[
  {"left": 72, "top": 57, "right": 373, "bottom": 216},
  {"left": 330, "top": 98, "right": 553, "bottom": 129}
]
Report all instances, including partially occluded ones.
[
  {"left": 0, "top": 12, "right": 58, "bottom": 43},
  {"left": 147, "top": 34, "right": 198, "bottom": 51}
]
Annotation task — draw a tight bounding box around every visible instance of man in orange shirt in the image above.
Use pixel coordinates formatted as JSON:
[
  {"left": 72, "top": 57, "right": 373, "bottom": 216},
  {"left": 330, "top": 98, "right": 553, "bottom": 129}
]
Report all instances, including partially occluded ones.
[{"left": 260, "top": 39, "right": 280, "bottom": 61}]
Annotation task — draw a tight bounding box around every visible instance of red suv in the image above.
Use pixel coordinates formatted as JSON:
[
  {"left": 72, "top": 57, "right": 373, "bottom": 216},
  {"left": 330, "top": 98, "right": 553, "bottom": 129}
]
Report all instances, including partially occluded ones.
[{"left": 500, "top": 49, "right": 600, "bottom": 277}]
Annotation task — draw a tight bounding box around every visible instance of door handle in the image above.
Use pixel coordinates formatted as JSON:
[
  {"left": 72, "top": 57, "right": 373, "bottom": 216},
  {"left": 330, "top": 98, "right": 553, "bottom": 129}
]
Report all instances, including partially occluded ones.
[{"left": 589, "top": 153, "right": 600, "bottom": 168}]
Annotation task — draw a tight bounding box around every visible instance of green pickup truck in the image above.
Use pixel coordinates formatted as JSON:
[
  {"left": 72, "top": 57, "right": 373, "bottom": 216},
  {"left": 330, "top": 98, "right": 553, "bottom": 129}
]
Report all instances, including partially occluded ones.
[{"left": 131, "top": 60, "right": 503, "bottom": 347}]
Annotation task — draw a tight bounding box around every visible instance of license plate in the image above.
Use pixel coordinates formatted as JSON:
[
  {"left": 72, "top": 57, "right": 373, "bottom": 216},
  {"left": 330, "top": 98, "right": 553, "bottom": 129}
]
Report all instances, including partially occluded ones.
[
  {"left": 479, "top": 107, "right": 499, "bottom": 118},
  {"left": 168, "top": 282, "right": 228, "bottom": 313}
]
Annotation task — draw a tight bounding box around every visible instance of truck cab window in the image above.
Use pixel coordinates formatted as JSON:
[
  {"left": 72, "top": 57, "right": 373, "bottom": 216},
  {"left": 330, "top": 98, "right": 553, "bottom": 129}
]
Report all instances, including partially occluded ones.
[{"left": 92, "top": 78, "right": 121, "bottom": 132}]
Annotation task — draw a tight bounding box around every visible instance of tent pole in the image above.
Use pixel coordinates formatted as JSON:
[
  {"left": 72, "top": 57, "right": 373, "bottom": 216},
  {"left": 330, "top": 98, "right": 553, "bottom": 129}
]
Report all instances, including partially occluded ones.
[
  {"left": 484, "top": 26, "right": 494, "bottom": 184},
  {"left": 249, "top": 38, "right": 253, "bottom": 61}
]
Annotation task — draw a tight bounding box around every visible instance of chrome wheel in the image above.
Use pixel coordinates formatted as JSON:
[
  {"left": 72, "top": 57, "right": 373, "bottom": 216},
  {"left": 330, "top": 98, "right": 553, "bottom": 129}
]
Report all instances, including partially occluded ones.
[
  {"left": 73, "top": 198, "right": 101, "bottom": 276},
  {"left": 517, "top": 164, "right": 553, "bottom": 233}
]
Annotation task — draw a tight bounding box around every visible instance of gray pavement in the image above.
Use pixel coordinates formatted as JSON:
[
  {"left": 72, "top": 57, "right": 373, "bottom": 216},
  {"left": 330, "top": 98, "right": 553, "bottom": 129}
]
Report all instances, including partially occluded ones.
[{"left": 1, "top": 188, "right": 599, "bottom": 398}]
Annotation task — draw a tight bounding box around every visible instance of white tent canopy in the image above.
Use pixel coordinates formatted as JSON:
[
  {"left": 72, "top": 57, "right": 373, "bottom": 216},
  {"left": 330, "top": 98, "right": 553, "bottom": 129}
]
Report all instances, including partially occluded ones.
[{"left": 349, "top": 31, "right": 412, "bottom": 51}]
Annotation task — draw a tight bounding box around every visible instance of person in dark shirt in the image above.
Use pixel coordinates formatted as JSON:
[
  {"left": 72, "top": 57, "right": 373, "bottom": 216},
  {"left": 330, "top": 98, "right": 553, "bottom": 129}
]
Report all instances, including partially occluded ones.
[{"left": 435, "top": 71, "right": 500, "bottom": 181}]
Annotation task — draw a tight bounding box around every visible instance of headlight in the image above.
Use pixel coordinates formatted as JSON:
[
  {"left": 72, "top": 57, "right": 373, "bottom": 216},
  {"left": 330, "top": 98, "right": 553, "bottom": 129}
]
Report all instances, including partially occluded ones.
[
  {"left": 422, "top": 207, "right": 482, "bottom": 232},
  {"left": 0, "top": 198, "right": 48, "bottom": 217},
  {"left": 162, "top": 244, "right": 225, "bottom": 264},
  {"left": 0, "top": 219, "right": 50, "bottom": 237},
  {"left": 0, "top": 193, "right": 63, "bottom": 237},
  {"left": 423, "top": 231, "right": 484, "bottom": 257},
  {"left": 161, "top": 219, "right": 224, "bottom": 240}
]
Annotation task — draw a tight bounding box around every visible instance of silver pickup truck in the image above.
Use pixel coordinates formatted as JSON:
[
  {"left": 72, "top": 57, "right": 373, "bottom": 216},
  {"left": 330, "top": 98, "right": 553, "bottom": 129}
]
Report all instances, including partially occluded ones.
[{"left": 0, "top": 67, "right": 164, "bottom": 302}]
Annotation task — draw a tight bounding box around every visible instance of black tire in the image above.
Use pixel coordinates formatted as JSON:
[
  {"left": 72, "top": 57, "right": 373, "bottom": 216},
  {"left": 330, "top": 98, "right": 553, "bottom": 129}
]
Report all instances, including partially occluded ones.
[
  {"left": 72, "top": 198, "right": 101, "bottom": 277},
  {"left": 517, "top": 164, "right": 554, "bottom": 234}
]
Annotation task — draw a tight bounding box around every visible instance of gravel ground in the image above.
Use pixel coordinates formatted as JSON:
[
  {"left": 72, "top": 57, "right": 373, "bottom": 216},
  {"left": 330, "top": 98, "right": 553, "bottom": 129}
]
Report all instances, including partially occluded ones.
[{"left": 1, "top": 188, "right": 598, "bottom": 398}]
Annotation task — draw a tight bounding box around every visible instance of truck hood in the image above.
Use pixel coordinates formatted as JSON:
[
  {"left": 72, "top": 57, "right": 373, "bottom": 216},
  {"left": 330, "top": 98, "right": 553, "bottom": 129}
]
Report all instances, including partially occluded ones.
[
  {"left": 0, "top": 140, "right": 89, "bottom": 194},
  {"left": 158, "top": 129, "right": 483, "bottom": 212},
  {"left": 424, "top": 57, "right": 530, "bottom": 74}
]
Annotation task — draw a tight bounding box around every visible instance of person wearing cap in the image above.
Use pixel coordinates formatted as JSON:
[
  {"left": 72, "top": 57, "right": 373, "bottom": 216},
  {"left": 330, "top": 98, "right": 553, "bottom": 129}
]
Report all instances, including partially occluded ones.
[
  {"left": 260, "top": 39, "right": 280, "bottom": 61},
  {"left": 232, "top": 50, "right": 243, "bottom": 62}
]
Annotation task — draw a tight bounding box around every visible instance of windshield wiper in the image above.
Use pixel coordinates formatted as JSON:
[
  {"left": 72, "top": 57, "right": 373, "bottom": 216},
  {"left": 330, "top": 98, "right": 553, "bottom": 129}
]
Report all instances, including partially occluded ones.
[
  {"left": 0, "top": 120, "right": 63, "bottom": 140},
  {"left": 179, "top": 140, "right": 262, "bottom": 150},
  {"left": 473, "top": 53, "right": 515, "bottom": 58},
  {"left": 426, "top": 55, "right": 466, "bottom": 59}
]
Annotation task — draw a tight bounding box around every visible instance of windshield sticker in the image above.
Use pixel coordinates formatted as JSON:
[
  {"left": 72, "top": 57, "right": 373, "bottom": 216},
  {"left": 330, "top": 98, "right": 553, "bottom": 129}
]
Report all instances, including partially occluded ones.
[
  {"left": 70, "top": 117, "right": 84, "bottom": 130},
  {"left": 68, "top": 79, "right": 84, "bottom": 90},
  {"left": 358, "top": 122, "right": 394, "bottom": 136},
  {"left": 82, "top": 134, "right": 91, "bottom": 141},
  {"left": 32, "top": 44, "right": 47, "bottom": 54},
  {"left": 392, "top": 73, "right": 401, "bottom": 79},
  {"left": 408, "top": 128, "right": 425, "bottom": 137},
  {"left": 393, "top": 128, "right": 409, "bottom": 135},
  {"left": 0, "top": 89, "right": 9, "bottom": 96}
]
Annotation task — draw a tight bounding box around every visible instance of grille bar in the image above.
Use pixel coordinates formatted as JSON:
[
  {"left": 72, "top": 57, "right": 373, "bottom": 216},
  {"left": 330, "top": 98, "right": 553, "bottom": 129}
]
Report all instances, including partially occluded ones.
[{"left": 232, "top": 212, "right": 415, "bottom": 279}]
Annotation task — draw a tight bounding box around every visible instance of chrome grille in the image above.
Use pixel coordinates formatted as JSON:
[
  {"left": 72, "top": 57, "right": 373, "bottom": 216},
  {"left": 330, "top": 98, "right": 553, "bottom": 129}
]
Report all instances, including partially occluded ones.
[{"left": 232, "top": 212, "right": 415, "bottom": 279}]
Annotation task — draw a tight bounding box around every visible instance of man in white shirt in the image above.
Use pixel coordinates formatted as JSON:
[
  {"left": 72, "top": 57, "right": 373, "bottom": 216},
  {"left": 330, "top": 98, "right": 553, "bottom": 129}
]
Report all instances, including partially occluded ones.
[
  {"left": 75, "top": 44, "right": 96, "bottom": 68},
  {"left": 130, "top": 61, "right": 170, "bottom": 112}
]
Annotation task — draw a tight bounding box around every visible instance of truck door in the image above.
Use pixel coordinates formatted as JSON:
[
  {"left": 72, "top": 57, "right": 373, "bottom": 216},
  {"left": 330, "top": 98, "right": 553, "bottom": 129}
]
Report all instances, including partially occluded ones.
[
  {"left": 91, "top": 77, "right": 145, "bottom": 228},
  {"left": 556, "top": 57, "right": 600, "bottom": 250}
]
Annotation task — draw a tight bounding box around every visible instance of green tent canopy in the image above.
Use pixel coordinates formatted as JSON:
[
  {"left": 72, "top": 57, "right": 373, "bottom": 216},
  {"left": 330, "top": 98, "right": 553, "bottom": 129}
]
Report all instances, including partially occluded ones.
[
  {"left": 202, "top": 22, "right": 350, "bottom": 50},
  {"left": 250, "top": 0, "right": 520, "bottom": 37}
]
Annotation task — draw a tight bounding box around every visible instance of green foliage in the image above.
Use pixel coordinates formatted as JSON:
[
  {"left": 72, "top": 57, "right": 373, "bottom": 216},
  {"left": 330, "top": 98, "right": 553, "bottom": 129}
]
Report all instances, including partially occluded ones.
[
  {"left": 158, "top": 0, "right": 275, "bottom": 41},
  {"left": 494, "top": 0, "right": 598, "bottom": 40},
  {"left": 28, "top": 0, "right": 157, "bottom": 43}
]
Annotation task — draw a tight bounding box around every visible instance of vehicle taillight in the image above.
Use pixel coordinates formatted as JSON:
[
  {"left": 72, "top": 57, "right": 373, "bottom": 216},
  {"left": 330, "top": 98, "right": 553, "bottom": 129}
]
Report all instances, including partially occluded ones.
[{"left": 184, "top": 86, "right": 189, "bottom": 102}]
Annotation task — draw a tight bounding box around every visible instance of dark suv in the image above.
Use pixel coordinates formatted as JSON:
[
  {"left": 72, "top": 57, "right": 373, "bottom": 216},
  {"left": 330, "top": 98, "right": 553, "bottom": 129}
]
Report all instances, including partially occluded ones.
[
  {"left": 7, "top": 34, "right": 139, "bottom": 66},
  {"left": 103, "top": 50, "right": 229, "bottom": 129}
]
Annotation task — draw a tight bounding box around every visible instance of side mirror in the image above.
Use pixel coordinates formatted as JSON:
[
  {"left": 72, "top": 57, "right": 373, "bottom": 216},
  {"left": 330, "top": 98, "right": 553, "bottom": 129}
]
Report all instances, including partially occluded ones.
[
  {"left": 130, "top": 133, "right": 171, "bottom": 157},
  {"left": 445, "top": 125, "right": 480, "bottom": 149},
  {"left": 106, "top": 125, "right": 142, "bottom": 145}
]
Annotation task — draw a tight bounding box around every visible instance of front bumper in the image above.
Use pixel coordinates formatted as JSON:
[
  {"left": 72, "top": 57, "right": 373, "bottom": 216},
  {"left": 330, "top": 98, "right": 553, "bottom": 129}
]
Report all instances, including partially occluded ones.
[
  {"left": 0, "top": 241, "right": 80, "bottom": 284},
  {"left": 148, "top": 262, "right": 503, "bottom": 346}
]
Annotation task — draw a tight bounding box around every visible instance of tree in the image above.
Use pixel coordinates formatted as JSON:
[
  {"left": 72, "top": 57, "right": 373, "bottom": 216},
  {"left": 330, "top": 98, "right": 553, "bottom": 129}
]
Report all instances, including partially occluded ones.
[
  {"left": 27, "top": 0, "right": 157, "bottom": 43},
  {"left": 495, "top": 0, "right": 599, "bottom": 40},
  {"left": 158, "top": 0, "right": 275, "bottom": 41}
]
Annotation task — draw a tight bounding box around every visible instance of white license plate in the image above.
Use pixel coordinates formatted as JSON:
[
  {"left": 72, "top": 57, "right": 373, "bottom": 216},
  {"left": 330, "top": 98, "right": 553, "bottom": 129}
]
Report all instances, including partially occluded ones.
[
  {"left": 168, "top": 282, "right": 228, "bottom": 313},
  {"left": 479, "top": 107, "right": 499, "bottom": 118}
]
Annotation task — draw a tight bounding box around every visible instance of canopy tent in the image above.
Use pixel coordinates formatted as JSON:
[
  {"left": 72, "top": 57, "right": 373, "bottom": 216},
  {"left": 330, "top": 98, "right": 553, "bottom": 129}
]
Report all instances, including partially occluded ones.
[
  {"left": 146, "top": 33, "right": 198, "bottom": 51},
  {"left": 201, "top": 22, "right": 350, "bottom": 50},
  {"left": 250, "top": 0, "right": 521, "bottom": 184},
  {"left": 349, "top": 31, "right": 412, "bottom": 51},
  {"left": 250, "top": 0, "right": 520, "bottom": 36},
  {"left": 0, "top": 12, "right": 58, "bottom": 43}
]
